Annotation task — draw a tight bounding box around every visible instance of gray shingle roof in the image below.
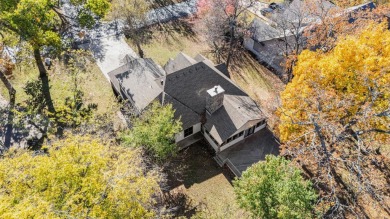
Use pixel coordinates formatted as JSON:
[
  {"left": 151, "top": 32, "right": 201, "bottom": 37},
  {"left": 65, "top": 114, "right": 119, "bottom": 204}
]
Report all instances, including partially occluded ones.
[
  {"left": 204, "top": 95, "right": 264, "bottom": 144},
  {"left": 162, "top": 93, "right": 200, "bottom": 130},
  {"left": 164, "top": 61, "right": 247, "bottom": 114},
  {"left": 281, "top": 0, "right": 338, "bottom": 24},
  {"left": 108, "top": 58, "right": 165, "bottom": 112},
  {"left": 109, "top": 53, "right": 265, "bottom": 143},
  {"left": 251, "top": 18, "right": 284, "bottom": 42},
  {"left": 164, "top": 52, "right": 197, "bottom": 74}
]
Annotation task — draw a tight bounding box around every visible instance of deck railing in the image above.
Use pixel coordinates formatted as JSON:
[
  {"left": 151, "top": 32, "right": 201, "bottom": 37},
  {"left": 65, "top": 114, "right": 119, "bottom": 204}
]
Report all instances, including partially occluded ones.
[{"left": 226, "top": 159, "right": 241, "bottom": 177}]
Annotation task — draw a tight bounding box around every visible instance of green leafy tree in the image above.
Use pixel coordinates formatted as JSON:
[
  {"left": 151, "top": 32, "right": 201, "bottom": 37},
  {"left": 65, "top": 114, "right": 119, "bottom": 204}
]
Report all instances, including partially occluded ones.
[
  {"left": 0, "top": 44, "right": 16, "bottom": 149},
  {"left": 0, "top": 136, "right": 160, "bottom": 218},
  {"left": 122, "top": 101, "right": 182, "bottom": 160},
  {"left": 234, "top": 155, "right": 317, "bottom": 219},
  {"left": 111, "top": 0, "right": 151, "bottom": 58},
  {"left": 12, "top": 52, "right": 97, "bottom": 147},
  {"left": 0, "top": 0, "right": 110, "bottom": 116}
]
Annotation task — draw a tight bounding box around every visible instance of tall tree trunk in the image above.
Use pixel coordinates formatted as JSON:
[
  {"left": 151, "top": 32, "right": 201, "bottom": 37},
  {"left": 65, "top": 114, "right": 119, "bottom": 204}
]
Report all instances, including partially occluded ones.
[
  {"left": 0, "top": 70, "right": 16, "bottom": 149},
  {"left": 226, "top": 23, "right": 235, "bottom": 68},
  {"left": 33, "top": 48, "right": 56, "bottom": 115},
  {"left": 136, "top": 42, "right": 144, "bottom": 58},
  {"left": 33, "top": 48, "right": 64, "bottom": 136}
]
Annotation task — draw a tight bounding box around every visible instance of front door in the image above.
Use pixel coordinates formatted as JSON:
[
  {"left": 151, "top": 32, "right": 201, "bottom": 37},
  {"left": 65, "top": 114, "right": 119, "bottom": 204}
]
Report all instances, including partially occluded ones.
[{"left": 245, "top": 126, "right": 255, "bottom": 137}]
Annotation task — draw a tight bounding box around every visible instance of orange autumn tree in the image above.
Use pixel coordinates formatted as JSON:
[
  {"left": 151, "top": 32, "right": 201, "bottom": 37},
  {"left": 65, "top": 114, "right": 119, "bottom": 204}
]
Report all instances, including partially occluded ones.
[{"left": 279, "top": 22, "right": 390, "bottom": 218}]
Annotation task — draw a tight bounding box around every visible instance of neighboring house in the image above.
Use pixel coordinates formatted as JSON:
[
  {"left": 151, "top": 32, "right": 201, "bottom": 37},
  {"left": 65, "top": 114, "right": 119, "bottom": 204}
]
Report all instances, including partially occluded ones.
[
  {"left": 109, "top": 53, "right": 272, "bottom": 175},
  {"left": 243, "top": 18, "right": 297, "bottom": 75},
  {"left": 244, "top": 0, "right": 375, "bottom": 76}
]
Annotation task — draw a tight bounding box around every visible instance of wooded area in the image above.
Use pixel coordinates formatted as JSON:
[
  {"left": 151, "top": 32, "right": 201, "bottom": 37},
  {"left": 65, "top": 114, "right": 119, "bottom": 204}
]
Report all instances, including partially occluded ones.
[{"left": 0, "top": 0, "right": 389, "bottom": 218}]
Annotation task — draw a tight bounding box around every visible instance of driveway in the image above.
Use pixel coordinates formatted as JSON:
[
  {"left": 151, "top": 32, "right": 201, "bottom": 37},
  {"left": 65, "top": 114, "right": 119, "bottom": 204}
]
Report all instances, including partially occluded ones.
[{"left": 79, "top": 35, "right": 138, "bottom": 80}]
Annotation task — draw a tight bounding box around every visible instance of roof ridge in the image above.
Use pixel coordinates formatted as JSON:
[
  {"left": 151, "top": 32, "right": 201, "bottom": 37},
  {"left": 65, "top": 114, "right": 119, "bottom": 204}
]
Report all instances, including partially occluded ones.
[{"left": 199, "top": 61, "right": 247, "bottom": 94}]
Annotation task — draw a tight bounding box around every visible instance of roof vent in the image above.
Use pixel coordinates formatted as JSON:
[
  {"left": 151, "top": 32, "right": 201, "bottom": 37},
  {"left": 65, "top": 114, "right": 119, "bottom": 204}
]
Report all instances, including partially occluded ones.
[{"left": 206, "top": 85, "right": 225, "bottom": 114}]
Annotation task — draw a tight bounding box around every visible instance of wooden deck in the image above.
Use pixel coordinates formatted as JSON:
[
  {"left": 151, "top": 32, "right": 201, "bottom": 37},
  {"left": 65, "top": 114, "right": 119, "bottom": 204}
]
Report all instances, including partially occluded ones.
[{"left": 216, "top": 128, "right": 280, "bottom": 177}]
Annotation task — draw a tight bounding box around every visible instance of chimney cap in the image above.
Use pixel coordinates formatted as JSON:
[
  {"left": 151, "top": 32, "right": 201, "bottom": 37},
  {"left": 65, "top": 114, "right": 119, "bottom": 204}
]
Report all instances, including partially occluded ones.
[{"left": 207, "top": 85, "right": 225, "bottom": 97}]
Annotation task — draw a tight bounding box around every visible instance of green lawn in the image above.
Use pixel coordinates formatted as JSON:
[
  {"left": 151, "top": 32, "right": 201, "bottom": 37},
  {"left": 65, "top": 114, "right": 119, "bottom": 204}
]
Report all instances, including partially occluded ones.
[
  {"left": 166, "top": 141, "right": 249, "bottom": 218},
  {"left": 230, "top": 52, "right": 285, "bottom": 130},
  {"left": 126, "top": 21, "right": 213, "bottom": 66},
  {"left": 1, "top": 59, "right": 120, "bottom": 118}
]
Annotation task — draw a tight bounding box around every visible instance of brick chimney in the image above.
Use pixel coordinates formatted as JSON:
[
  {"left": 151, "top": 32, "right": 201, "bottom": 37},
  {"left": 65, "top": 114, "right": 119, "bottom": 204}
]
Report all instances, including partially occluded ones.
[{"left": 206, "top": 85, "right": 225, "bottom": 114}]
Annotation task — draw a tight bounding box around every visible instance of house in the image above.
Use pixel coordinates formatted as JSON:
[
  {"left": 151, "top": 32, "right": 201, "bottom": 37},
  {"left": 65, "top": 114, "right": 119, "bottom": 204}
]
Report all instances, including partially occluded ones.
[
  {"left": 108, "top": 52, "right": 275, "bottom": 175},
  {"left": 244, "top": 0, "right": 375, "bottom": 76},
  {"left": 243, "top": 18, "right": 297, "bottom": 75}
]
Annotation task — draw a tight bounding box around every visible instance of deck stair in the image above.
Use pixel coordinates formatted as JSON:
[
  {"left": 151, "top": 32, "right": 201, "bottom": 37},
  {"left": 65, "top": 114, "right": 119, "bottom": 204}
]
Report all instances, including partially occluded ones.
[{"left": 213, "top": 155, "right": 225, "bottom": 167}]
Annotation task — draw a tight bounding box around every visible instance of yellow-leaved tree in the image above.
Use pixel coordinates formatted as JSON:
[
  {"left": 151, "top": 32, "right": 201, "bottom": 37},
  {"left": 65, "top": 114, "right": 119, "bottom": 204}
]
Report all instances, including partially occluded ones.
[
  {"left": 280, "top": 22, "right": 389, "bottom": 142},
  {"left": 0, "top": 136, "right": 160, "bottom": 218},
  {"left": 278, "top": 22, "right": 389, "bottom": 218}
]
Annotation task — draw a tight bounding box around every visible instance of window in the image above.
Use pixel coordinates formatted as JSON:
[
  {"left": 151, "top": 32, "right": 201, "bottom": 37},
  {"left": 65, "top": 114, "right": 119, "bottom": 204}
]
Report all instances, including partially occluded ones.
[
  {"left": 232, "top": 134, "right": 238, "bottom": 140},
  {"left": 184, "top": 127, "right": 193, "bottom": 137},
  {"left": 253, "top": 41, "right": 263, "bottom": 53},
  {"left": 238, "top": 131, "right": 244, "bottom": 137},
  {"left": 226, "top": 137, "right": 232, "bottom": 143},
  {"left": 209, "top": 133, "right": 219, "bottom": 145},
  {"left": 256, "top": 120, "right": 266, "bottom": 128}
]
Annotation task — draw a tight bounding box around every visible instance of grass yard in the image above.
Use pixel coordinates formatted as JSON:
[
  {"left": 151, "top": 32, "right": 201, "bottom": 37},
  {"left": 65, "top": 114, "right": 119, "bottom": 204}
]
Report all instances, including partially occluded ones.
[
  {"left": 165, "top": 141, "right": 249, "bottom": 218},
  {"left": 230, "top": 52, "right": 285, "bottom": 131},
  {"left": 126, "top": 20, "right": 214, "bottom": 66},
  {"left": 0, "top": 58, "right": 120, "bottom": 120}
]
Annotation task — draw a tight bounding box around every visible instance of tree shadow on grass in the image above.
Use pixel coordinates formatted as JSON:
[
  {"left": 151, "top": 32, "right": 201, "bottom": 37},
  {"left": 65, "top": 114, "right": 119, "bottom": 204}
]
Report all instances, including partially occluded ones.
[
  {"left": 160, "top": 189, "right": 199, "bottom": 218},
  {"left": 163, "top": 140, "right": 235, "bottom": 190},
  {"left": 152, "top": 18, "right": 198, "bottom": 45}
]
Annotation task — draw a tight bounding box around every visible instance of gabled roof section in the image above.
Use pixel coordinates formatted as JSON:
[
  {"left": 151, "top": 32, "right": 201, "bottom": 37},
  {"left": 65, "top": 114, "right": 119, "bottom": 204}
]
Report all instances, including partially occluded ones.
[
  {"left": 164, "top": 52, "right": 197, "bottom": 74},
  {"left": 161, "top": 93, "right": 200, "bottom": 130},
  {"left": 108, "top": 58, "right": 165, "bottom": 112},
  {"left": 251, "top": 18, "right": 285, "bottom": 42},
  {"left": 215, "top": 63, "right": 230, "bottom": 78},
  {"left": 204, "top": 95, "right": 265, "bottom": 144},
  {"left": 164, "top": 61, "right": 247, "bottom": 114}
]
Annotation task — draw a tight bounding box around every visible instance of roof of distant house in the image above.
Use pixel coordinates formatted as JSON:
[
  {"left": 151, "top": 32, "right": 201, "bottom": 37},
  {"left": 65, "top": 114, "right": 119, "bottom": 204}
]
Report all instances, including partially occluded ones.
[
  {"left": 251, "top": 18, "right": 284, "bottom": 42},
  {"left": 281, "top": 0, "right": 339, "bottom": 24}
]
